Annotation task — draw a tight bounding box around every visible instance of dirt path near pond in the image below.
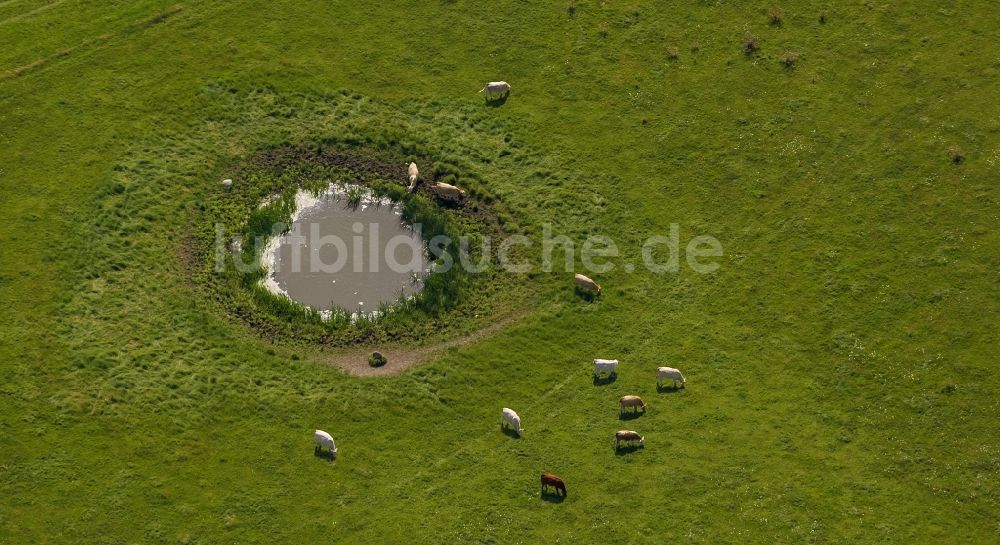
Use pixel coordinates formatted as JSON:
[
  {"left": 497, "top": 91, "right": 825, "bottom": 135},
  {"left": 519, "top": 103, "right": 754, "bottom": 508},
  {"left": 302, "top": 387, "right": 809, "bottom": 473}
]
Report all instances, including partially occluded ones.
[{"left": 323, "top": 311, "right": 527, "bottom": 376}]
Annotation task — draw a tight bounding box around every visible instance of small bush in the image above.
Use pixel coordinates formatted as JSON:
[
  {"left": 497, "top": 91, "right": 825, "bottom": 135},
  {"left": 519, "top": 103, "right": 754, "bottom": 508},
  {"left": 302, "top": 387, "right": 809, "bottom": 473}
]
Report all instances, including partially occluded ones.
[
  {"left": 819, "top": 12, "right": 827, "bottom": 24},
  {"left": 949, "top": 146, "right": 964, "bottom": 164},
  {"left": 768, "top": 8, "right": 783, "bottom": 26},
  {"left": 743, "top": 32, "right": 760, "bottom": 55},
  {"left": 780, "top": 51, "right": 799, "bottom": 68},
  {"left": 368, "top": 351, "right": 387, "bottom": 367},
  {"left": 567, "top": 1, "right": 576, "bottom": 16}
]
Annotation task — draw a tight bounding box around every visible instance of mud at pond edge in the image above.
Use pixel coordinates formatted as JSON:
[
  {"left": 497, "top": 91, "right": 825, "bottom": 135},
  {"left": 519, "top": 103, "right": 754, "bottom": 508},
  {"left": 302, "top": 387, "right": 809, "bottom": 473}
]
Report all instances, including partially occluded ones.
[{"left": 322, "top": 310, "right": 526, "bottom": 376}]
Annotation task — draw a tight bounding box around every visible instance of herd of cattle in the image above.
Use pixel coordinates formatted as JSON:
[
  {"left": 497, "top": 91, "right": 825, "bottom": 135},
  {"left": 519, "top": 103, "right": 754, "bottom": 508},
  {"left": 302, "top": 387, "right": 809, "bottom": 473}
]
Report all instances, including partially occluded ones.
[
  {"left": 501, "top": 359, "right": 686, "bottom": 497},
  {"left": 314, "top": 358, "right": 687, "bottom": 499},
  {"left": 307, "top": 96, "right": 680, "bottom": 498}
]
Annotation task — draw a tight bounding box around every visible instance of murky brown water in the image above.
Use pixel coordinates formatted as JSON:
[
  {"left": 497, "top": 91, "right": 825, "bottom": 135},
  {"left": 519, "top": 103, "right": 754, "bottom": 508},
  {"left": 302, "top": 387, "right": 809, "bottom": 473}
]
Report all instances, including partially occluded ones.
[{"left": 265, "top": 189, "right": 428, "bottom": 314}]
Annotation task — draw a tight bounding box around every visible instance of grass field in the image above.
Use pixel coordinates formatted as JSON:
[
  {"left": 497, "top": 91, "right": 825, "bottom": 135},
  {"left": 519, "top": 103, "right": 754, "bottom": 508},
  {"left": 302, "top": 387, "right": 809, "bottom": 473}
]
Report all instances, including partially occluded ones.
[{"left": 2, "top": 1, "right": 998, "bottom": 543}]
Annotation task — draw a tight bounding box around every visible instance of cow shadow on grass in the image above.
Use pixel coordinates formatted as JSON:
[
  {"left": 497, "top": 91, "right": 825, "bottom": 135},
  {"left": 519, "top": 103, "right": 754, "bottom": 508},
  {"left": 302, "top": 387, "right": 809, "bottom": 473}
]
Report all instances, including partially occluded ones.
[
  {"left": 618, "top": 411, "right": 645, "bottom": 421},
  {"left": 500, "top": 426, "right": 522, "bottom": 440},
  {"left": 657, "top": 384, "right": 684, "bottom": 394},
  {"left": 540, "top": 490, "right": 566, "bottom": 503},
  {"left": 485, "top": 95, "right": 509, "bottom": 108},
  {"left": 614, "top": 444, "right": 644, "bottom": 456},
  {"left": 592, "top": 374, "right": 617, "bottom": 386},
  {"left": 575, "top": 289, "right": 599, "bottom": 303},
  {"left": 313, "top": 448, "right": 337, "bottom": 462}
]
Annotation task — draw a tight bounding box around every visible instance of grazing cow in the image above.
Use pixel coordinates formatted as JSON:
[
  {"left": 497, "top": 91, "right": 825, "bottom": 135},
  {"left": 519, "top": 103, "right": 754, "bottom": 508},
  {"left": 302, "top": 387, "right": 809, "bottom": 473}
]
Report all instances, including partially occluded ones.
[
  {"left": 615, "top": 430, "right": 644, "bottom": 449},
  {"left": 619, "top": 395, "right": 647, "bottom": 414},
  {"left": 407, "top": 162, "right": 419, "bottom": 193},
  {"left": 593, "top": 358, "right": 618, "bottom": 378},
  {"left": 657, "top": 366, "right": 686, "bottom": 389},
  {"left": 500, "top": 407, "right": 522, "bottom": 436},
  {"left": 574, "top": 273, "right": 601, "bottom": 295},
  {"left": 431, "top": 182, "right": 466, "bottom": 204},
  {"left": 540, "top": 472, "right": 567, "bottom": 497},
  {"left": 314, "top": 429, "right": 337, "bottom": 455},
  {"left": 479, "top": 81, "right": 511, "bottom": 101}
]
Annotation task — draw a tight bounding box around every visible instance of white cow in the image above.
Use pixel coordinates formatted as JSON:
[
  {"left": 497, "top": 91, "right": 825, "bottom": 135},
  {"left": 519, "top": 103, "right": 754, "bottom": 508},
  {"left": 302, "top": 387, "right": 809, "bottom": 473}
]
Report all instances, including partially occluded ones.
[
  {"left": 479, "top": 81, "right": 511, "bottom": 101},
  {"left": 657, "top": 367, "right": 686, "bottom": 389},
  {"left": 574, "top": 273, "right": 602, "bottom": 295},
  {"left": 432, "top": 182, "right": 466, "bottom": 204},
  {"left": 594, "top": 358, "right": 618, "bottom": 378},
  {"left": 500, "top": 407, "right": 522, "bottom": 436},
  {"left": 407, "top": 162, "right": 419, "bottom": 193},
  {"left": 314, "top": 429, "right": 337, "bottom": 455}
]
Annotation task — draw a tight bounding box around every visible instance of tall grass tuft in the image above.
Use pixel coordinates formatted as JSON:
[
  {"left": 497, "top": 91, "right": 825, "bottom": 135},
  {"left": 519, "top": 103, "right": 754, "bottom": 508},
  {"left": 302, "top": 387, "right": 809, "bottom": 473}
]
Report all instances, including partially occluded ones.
[
  {"left": 768, "top": 7, "right": 783, "bottom": 26},
  {"left": 345, "top": 185, "right": 365, "bottom": 208},
  {"left": 743, "top": 32, "right": 760, "bottom": 55},
  {"left": 780, "top": 51, "right": 800, "bottom": 68}
]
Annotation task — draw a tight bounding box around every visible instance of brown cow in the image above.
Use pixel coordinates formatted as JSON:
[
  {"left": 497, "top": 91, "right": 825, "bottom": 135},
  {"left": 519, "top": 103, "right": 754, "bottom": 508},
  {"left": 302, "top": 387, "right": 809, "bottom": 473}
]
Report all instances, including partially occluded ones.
[
  {"left": 619, "top": 395, "right": 647, "bottom": 414},
  {"left": 615, "top": 430, "right": 645, "bottom": 449},
  {"left": 540, "top": 472, "right": 567, "bottom": 497}
]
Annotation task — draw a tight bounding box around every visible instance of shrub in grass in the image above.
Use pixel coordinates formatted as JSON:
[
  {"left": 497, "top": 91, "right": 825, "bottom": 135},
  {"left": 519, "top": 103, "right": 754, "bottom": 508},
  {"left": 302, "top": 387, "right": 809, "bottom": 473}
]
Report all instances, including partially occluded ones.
[
  {"left": 780, "top": 51, "right": 800, "bottom": 68},
  {"left": 567, "top": 1, "right": 576, "bottom": 16},
  {"left": 743, "top": 32, "right": 760, "bottom": 55},
  {"left": 369, "top": 351, "right": 387, "bottom": 367},
  {"left": 949, "top": 146, "right": 964, "bottom": 164},
  {"left": 768, "top": 8, "right": 783, "bottom": 26},
  {"left": 819, "top": 12, "right": 827, "bottom": 24}
]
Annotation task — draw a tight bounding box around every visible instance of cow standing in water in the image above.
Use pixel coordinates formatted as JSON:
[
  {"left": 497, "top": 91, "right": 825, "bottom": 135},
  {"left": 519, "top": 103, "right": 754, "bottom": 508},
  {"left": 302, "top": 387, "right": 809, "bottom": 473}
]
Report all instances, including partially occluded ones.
[{"left": 540, "top": 472, "right": 567, "bottom": 497}]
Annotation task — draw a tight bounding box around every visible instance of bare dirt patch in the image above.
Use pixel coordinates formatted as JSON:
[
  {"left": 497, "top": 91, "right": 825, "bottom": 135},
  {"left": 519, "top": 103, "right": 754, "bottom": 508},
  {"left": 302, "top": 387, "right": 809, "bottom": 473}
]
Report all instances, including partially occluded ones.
[{"left": 324, "top": 310, "right": 525, "bottom": 376}]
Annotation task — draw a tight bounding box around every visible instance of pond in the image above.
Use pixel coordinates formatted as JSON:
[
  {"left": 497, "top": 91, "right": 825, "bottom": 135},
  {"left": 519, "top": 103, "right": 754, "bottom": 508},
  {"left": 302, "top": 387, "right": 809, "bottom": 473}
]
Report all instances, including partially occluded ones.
[{"left": 260, "top": 185, "right": 430, "bottom": 315}]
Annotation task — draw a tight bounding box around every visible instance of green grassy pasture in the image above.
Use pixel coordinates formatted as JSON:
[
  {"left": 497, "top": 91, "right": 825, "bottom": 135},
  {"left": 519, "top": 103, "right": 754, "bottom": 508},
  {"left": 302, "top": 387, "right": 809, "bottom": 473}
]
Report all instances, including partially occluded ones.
[{"left": 1, "top": 1, "right": 997, "bottom": 543}]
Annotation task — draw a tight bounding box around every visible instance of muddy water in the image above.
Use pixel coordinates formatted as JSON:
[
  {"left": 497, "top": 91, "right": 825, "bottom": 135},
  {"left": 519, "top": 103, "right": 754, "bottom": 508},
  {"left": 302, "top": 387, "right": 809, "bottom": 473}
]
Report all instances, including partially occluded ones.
[{"left": 265, "top": 188, "right": 429, "bottom": 314}]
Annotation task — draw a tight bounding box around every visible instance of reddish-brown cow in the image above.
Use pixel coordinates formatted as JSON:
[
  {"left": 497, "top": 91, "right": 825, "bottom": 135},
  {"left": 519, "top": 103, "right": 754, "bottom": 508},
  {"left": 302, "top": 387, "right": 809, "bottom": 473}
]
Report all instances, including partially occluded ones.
[{"left": 540, "top": 472, "right": 567, "bottom": 497}]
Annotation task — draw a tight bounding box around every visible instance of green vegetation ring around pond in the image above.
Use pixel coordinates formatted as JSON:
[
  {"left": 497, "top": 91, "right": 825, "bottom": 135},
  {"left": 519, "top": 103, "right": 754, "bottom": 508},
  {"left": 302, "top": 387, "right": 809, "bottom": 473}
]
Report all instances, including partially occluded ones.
[
  {"left": 74, "top": 87, "right": 550, "bottom": 351},
  {"left": 206, "top": 142, "right": 514, "bottom": 346}
]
